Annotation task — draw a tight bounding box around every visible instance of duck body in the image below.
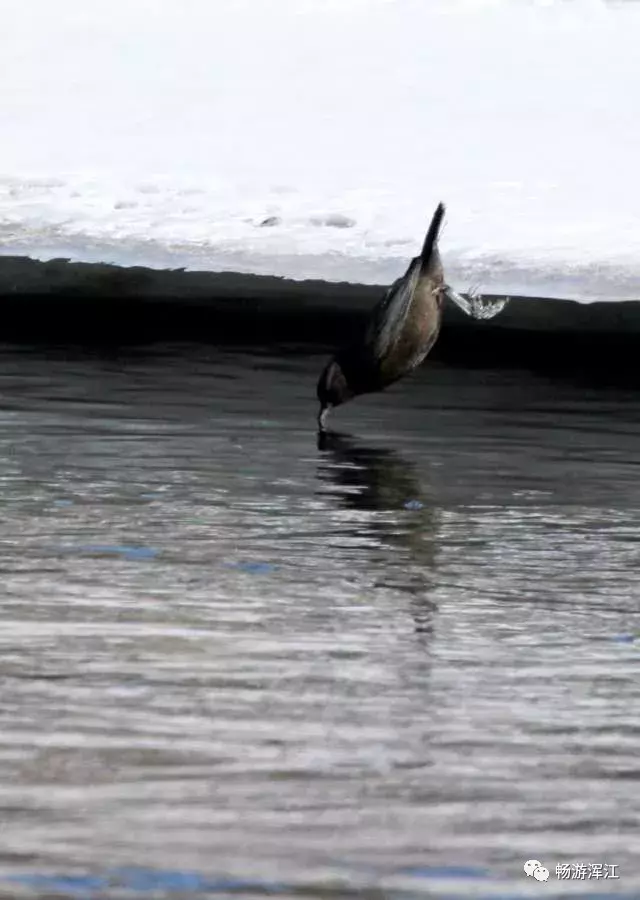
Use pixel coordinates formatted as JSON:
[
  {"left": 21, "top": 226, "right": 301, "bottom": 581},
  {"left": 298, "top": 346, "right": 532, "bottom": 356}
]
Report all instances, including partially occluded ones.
[{"left": 317, "top": 202, "right": 447, "bottom": 429}]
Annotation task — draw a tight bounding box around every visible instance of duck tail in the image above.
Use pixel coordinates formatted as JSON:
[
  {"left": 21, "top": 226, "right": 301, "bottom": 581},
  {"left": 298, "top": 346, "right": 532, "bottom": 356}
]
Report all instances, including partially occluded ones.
[{"left": 418, "top": 202, "right": 446, "bottom": 270}]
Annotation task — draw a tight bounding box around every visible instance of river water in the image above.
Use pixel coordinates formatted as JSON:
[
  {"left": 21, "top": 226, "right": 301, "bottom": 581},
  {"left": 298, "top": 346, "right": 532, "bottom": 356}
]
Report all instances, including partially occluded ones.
[{"left": 0, "top": 345, "right": 638, "bottom": 899}]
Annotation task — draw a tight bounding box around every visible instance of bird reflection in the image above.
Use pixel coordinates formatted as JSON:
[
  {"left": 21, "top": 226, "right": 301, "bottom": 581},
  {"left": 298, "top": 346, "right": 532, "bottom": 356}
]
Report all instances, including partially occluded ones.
[{"left": 316, "top": 430, "right": 439, "bottom": 635}]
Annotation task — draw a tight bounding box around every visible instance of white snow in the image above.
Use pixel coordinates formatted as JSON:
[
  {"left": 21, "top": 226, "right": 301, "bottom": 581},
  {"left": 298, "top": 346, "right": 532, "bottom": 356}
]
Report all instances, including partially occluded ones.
[{"left": 1, "top": 0, "right": 640, "bottom": 299}]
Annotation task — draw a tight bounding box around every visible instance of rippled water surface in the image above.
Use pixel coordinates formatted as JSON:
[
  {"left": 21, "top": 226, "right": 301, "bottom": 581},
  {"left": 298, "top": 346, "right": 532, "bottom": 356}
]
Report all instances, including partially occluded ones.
[{"left": 0, "top": 345, "right": 638, "bottom": 899}]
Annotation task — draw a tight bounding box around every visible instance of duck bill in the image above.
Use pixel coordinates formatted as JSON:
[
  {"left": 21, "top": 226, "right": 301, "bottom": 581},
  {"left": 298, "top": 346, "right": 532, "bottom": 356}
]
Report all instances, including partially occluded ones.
[{"left": 317, "top": 404, "right": 331, "bottom": 432}]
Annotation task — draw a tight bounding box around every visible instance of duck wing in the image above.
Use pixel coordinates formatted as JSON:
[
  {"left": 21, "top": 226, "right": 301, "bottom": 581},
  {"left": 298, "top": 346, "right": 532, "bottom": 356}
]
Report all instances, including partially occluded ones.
[
  {"left": 365, "top": 202, "right": 446, "bottom": 360},
  {"left": 365, "top": 259, "right": 422, "bottom": 361}
]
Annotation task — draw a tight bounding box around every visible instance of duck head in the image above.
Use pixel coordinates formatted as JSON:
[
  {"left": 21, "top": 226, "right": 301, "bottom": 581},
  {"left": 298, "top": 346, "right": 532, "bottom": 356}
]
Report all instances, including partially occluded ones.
[{"left": 316, "top": 359, "right": 354, "bottom": 431}]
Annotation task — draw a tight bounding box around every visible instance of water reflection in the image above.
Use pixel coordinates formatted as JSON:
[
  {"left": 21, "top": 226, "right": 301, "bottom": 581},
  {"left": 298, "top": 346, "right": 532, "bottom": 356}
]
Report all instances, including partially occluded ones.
[
  {"left": 317, "top": 430, "right": 438, "bottom": 635},
  {"left": 1, "top": 349, "right": 639, "bottom": 896}
]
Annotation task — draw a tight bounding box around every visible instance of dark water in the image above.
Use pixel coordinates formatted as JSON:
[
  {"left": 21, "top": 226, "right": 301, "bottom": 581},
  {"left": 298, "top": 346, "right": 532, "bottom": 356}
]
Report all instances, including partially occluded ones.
[{"left": 0, "top": 344, "right": 638, "bottom": 899}]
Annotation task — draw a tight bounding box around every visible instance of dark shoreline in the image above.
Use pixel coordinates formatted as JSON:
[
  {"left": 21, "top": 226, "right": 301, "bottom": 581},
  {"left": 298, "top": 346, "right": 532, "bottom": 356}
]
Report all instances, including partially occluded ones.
[{"left": 0, "top": 254, "right": 639, "bottom": 381}]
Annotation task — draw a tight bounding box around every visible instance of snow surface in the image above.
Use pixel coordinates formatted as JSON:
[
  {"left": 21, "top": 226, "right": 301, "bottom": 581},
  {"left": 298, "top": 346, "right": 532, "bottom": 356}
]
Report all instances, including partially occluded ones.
[{"left": 1, "top": 0, "right": 640, "bottom": 300}]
